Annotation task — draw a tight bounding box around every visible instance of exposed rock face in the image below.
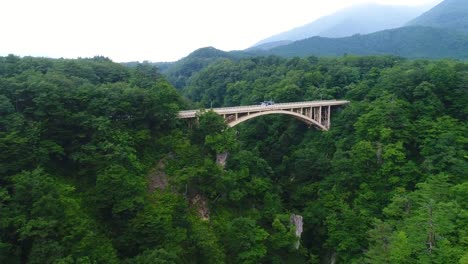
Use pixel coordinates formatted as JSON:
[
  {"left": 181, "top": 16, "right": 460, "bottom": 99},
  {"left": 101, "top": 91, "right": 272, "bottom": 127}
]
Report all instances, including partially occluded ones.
[
  {"left": 191, "top": 194, "right": 210, "bottom": 221},
  {"left": 148, "top": 159, "right": 168, "bottom": 192},
  {"left": 216, "top": 151, "right": 229, "bottom": 168},
  {"left": 290, "top": 214, "right": 303, "bottom": 249},
  {"left": 330, "top": 252, "right": 337, "bottom": 264}
]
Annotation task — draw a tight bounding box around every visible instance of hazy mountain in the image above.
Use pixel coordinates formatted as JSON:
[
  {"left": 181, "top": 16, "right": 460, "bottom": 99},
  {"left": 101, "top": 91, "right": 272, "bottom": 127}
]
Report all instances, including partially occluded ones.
[
  {"left": 162, "top": 47, "right": 253, "bottom": 89},
  {"left": 407, "top": 0, "right": 468, "bottom": 33},
  {"left": 252, "top": 3, "right": 430, "bottom": 49},
  {"left": 266, "top": 26, "right": 468, "bottom": 59},
  {"left": 246, "top": 40, "right": 293, "bottom": 51},
  {"left": 159, "top": 0, "right": 467, "bottom": 86}
]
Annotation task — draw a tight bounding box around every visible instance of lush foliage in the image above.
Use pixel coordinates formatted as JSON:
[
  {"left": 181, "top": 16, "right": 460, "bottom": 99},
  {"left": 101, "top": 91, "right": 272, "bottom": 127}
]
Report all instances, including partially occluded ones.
[
  {"left": 178, "top": 55, "right": 467, "bottom": 263},
  {"left": 1, "top": 54, "right": 467, "bottom": 263},
  {"left": 161, "top": 47, "right": 251, "bottom": 90}
]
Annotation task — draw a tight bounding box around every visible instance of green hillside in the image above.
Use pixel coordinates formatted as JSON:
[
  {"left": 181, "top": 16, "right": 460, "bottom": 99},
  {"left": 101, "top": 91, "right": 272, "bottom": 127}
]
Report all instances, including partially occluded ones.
[
  {"left": 1, "top": 54, "right": 467, "bottom": 263},
  {"left": 407, "top": 0, "right": 468, "bottom": 33},
  {"left": 267, "top": 26, "right": 468, "bottom": 59},
  {"left": 163, "top": 47, "right": 254, "bottom": 89}
]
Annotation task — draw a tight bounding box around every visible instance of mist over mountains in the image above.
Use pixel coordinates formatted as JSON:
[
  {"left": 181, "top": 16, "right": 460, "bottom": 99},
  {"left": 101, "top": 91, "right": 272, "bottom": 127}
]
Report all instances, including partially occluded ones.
[
  {"left": 157, "top": 0, "right": 468, "bottom": 87},
  {"left": 252, "top": 3, "right": 433, "bottom": 49},
  {"left": 407, "top": 0, "right": 468, "bottom": 33},
  {"left": 259, "top": 0, "right": 468, "bottom": 59},
  {"left": 266, "top": 26, "right": 468, "bottom": 59}
]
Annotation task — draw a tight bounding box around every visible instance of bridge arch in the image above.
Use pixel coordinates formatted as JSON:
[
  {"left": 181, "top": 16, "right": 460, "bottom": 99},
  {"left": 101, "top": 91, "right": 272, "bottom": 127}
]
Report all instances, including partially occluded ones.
[
  {"left": 178, "top": 100, "right": 350, "bottom": 131},
  {"left": 228, "top": 110, "right": 328, "bottom": 130}
]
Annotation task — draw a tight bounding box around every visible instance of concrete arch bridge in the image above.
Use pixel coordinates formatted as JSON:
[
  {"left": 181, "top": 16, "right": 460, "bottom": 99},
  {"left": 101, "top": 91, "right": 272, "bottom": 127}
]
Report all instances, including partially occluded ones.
[{"left": 178, "top": 100, "right": 349, "bottom": 131}]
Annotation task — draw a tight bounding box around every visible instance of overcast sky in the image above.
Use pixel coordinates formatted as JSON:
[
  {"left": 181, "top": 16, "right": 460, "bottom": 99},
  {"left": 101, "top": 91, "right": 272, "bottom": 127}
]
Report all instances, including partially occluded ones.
[{"left": 0, "top": 0, "right": 442, "bottom": 62}]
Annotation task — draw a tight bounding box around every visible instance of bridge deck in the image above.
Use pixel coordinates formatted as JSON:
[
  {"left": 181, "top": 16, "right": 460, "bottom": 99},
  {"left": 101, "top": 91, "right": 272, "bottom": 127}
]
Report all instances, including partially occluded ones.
[{"left": 178, "top": 100, "right": 350, "bottom": 118}]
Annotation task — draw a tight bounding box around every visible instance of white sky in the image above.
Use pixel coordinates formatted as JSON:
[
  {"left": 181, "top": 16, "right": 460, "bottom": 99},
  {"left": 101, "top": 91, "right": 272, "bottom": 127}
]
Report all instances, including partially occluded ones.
[{"left": 0, "top": 0, "right": 441, "bottom": 62}]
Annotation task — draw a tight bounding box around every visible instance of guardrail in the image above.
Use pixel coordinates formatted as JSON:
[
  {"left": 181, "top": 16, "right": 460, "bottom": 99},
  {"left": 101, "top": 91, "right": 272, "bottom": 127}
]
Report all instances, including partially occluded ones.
[{"left": 178, "top": 100, "right": 349, "bottom": 118}]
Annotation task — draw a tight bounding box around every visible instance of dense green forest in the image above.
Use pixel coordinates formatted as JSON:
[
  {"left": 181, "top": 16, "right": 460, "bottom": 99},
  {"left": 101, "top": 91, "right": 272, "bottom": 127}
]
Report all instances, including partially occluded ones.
[
  {"left": 157, "top": 47, "right": 253, "bottom": 90},
  {"left": 0, "top": 54, "right": 467, "bottom": 263}
]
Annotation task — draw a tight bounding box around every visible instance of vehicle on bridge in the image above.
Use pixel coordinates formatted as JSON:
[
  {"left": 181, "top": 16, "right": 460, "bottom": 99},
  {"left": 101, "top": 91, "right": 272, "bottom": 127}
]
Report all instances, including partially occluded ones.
[
  {"left": 177, "top": 100, "right": 350, "bottom": 130},
  {"left": 260, "top": 100, "right": 275, "bottom": 106}
]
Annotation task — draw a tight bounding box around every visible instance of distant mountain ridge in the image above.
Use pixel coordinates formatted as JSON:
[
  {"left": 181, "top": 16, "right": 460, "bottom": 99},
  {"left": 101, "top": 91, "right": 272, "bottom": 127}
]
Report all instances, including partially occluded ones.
[
  {"left": 246, "top": 40, "right": 293, "bottom": 51},
  {"left": 252, "top": 0, "right": 468, "bottom": 60},
  {"left": 161, "top": 47, "right": 253, "bottom": 89},
  {"left": 252, "top": 3, "right": 431, "bottom": 49},
  {"left": 407, "top": 0, "right": 468, "bottom": 33},
  {"left": 265, "top": 26, "right": 468, "bottom": 59},
  {"left": 155, "top": 0, "right": 468, "bottom": 90}
]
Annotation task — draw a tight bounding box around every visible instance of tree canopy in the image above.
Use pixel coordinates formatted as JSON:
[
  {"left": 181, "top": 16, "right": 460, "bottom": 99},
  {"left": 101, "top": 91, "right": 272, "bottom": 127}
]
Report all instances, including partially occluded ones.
[{"left": 0, "top": 54, "right": 466, "bottom": 263}]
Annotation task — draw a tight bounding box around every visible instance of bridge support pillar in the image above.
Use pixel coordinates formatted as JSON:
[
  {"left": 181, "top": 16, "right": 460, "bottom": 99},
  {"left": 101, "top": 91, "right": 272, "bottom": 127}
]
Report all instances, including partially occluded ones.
[
  {"left": 318, "top": 106, "right": 322, "bottom": 127},
  {"left": 177, "top": 100, "right": 349, "bottom": 131}
]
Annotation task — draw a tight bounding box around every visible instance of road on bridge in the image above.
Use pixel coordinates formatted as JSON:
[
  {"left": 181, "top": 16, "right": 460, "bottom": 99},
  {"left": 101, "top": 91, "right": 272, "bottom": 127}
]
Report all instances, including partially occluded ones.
[{"left": 178, "top": 100, "right": 350, "bottom": 118}]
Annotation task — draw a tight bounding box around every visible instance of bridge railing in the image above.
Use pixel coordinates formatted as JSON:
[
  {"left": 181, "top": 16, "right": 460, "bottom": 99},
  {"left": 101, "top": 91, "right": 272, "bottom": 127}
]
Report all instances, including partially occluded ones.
[
  {"left": 178, "top": 100, "right": 349, "bottom": 118},
  {"left": 179, "top": 100, "right": 341, "bottom": 112}
]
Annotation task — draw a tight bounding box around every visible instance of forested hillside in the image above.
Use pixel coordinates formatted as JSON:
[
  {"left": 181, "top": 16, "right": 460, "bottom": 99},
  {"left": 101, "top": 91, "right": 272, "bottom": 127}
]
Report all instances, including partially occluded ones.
[
  {"left": 161, "top": 47, "right": 253, "bottom": 90},
  {"left": 407, "top": 0, "right": 468, "bottom": 33},
  {"left": 257, "top": 0, "right": 468, "bottom": 60},
  {"left": 1, "top": 54, "right": 467, "bottom": 263}
]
